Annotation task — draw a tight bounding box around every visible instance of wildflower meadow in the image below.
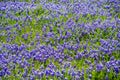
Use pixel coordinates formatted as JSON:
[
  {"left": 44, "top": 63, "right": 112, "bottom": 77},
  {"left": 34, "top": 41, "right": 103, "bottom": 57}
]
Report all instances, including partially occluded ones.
[{"left": 0, "top": 0, "right": 120, "bottom": 80}]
